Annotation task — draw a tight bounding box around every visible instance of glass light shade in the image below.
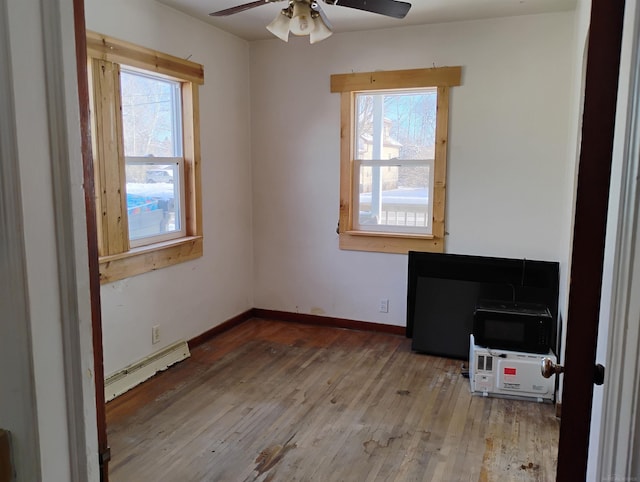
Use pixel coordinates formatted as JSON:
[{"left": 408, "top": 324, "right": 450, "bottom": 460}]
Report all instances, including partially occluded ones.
[
  {"left": 310, "top": 16, "right": 333, "bottom": 44},
  {"left": 266, "top": 10, "right": 291, "bottom": 42},
  {"left": 289, "top": 2, "right": 313, "bottom": 36}
]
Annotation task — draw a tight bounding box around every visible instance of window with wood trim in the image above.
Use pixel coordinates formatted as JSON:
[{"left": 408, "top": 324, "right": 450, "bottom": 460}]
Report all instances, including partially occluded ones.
[
  {"left": 87, "top": 31, "right": 204, "bottom": 283},
  {"left": 330, "top": 67, "right": 461, "bottom": 254}
]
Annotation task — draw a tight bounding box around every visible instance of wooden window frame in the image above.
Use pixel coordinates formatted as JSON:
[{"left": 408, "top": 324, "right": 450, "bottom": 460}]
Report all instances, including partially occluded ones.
[
  {"left": 330, "top": 67, "right": 461, "bottom": 254},
  {"left": 86, "top": 31, "right": 204, "bottom": 283}
]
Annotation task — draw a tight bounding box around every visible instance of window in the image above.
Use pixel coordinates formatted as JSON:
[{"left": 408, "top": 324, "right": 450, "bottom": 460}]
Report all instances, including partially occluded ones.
[
  {"left": 121, "top": 69, "right": 185, "bottom": 246},
  {"left": 331, "top": 67, "right": 461, "bottom": 254},
  {"left": 354, "top": 89, "right": 436, "bottom": 235},
  {"left": 87, "top": 31, "right": 204, "bottom": 283}
]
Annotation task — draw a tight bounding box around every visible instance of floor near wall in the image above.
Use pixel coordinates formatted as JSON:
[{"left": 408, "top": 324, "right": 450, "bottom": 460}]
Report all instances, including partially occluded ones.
[{"left": 106, "top": 318, "right": 559, "bottom": 482}]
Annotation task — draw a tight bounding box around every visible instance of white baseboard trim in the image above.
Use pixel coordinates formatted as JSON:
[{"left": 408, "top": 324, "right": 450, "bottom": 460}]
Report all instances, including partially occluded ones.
[{"left": 105, "top": 341, "right": 190, "bottom": 402}]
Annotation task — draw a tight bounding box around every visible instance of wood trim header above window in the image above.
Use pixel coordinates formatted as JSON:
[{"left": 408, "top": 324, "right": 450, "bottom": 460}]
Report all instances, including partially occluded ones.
[
  {"left": 86, "top": 31, "right": 204, "bottom": 85},
  {"left": 330, "top": 66, "right": 462, "bottom": 93}
]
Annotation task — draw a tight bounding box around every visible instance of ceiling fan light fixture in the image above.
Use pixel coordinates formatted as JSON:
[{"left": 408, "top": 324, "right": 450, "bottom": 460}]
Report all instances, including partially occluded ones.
[
  {"left": 289, "top": 1, "right": 314, "bottom": 36},
  {"left": 211, "top": 0, "right": 411, "bottom": 43},
  {"left": 266, "top": 7, "right": 292, "bottom": 42},
  {"left": 264, "top": 0, "right": 334, "bottom": 44},
  {"left": 309, "top": 14, "right": 332, "bottom": 44}
]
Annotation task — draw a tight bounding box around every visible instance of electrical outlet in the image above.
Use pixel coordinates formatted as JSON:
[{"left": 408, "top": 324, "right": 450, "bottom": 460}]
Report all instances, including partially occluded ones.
[
  {"left": 379, "top": 298, "right": 389, "bottom": 313},
  {"left": 152, "top": 325, "right": 160, "bottom": 344}
]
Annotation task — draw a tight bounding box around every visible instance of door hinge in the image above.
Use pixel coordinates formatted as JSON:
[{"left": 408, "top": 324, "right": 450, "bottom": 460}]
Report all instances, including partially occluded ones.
[{"left": 99, "top": 447, "right": 111, "bottom": 464}]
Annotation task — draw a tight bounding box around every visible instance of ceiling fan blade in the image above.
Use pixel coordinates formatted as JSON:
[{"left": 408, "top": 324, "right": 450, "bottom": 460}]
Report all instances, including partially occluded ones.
[
  {"left": 209, "top": 0, "right": 277, "bottom": 17},
  {"left": 311, "top": 2, "right": 333, "bottom": 30},
  {"left": 326, "top": 0, "right": 411, "bottom": 19}
]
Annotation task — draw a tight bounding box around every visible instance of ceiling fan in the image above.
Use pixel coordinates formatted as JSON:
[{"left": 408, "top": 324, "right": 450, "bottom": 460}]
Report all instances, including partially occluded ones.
[{"left": 209, "top": 0, "right": 412, "bottom": 44}]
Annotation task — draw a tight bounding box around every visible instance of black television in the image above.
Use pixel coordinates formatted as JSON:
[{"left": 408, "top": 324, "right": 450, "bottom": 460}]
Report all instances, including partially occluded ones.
[{"left": 406, "top": 251, "right": 560, "bottom": 360}]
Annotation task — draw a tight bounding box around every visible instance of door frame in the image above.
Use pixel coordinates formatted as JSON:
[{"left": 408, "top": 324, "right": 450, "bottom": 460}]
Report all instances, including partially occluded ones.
[
  {"left": 0, "top": 0, "right": 41, "bottom": 479},
  {"left": 597, "top": 0, "right": 640, "bottom": 477},
  {"left": 3, "top": 0, "right": 99, "bottom": 479}
]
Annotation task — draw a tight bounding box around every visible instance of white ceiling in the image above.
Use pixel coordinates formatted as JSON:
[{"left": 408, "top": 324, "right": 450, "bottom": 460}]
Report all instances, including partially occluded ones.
[{"left": 157, "top": 0, "right": 577, "bottom": 41}]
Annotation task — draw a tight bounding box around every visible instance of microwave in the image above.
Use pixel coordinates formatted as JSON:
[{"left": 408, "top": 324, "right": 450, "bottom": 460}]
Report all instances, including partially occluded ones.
[{"left": 473, "top": 301, "right": 553, "bottom": 354}]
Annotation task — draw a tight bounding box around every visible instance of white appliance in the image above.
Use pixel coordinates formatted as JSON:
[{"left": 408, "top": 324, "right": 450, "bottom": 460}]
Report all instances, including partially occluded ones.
[{"left": 469, "top": 334, "right": 556, "bottom": 402}]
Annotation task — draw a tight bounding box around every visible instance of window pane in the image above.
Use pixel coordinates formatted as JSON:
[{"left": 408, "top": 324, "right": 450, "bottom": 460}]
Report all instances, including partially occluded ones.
[
  {"left": 120, "top": 70, "right": 182, "bottom": 157},
  {"left": 357, "top": 161, "right": 432, "bottom": 234},
  {"left": 125, "top": 161, "right": 182, "bottom": 243},
  {"left": 354, "top": 88, "right": 437, "bottom": 234},
  {"left": 355, "top": 89, "right": 437, "bottom": 161}
]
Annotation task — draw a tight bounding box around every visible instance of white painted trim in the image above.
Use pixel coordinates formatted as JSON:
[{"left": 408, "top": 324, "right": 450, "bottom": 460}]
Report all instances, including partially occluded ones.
[
  {"left": 598, "top": 0, "right": 640, "bottom": 479},
  {"left": 39, "top": 0, "right": 96, "bottom": 480},
  {"left": 0, "top": 0, "right": 42, "bottom": 480},
  {"left": 105, "top": 341, "right": 191, "bottom": 402}
]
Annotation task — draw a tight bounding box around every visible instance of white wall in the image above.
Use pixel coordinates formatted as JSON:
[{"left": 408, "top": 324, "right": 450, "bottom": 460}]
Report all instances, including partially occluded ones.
[
  {"left": 250, "top": 13, "right": 576, "bottom": 326},
  {"left": 84, "top": 0, "right": 254, "bottom": 375}
]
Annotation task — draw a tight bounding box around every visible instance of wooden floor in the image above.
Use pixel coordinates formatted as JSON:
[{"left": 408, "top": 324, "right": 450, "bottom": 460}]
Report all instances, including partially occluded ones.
[{"left": 106, "top": 318, "right": 559, "bottom": 482}]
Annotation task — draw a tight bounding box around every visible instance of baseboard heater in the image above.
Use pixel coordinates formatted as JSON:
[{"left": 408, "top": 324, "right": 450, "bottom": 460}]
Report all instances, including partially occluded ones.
[{"left": 105, "top": 340, "right": 190, "bottom": 402}]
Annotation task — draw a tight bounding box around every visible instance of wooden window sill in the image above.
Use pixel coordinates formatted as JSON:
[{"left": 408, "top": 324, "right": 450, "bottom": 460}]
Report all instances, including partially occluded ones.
[
  {"left": 339, "top": 231, "right": 443, "bottom": 254},
  {"left": 99, "top": 236, "right": 203, "bottom": 284}
]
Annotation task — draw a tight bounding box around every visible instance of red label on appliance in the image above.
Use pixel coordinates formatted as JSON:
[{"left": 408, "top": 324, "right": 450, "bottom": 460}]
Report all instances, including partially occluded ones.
[{"left": 504, "top": 367, "right": 517, "bottom": 375}]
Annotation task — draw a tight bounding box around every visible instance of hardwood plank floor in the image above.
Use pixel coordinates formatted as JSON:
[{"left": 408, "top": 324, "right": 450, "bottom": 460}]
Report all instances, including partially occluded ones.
[{"left": 106, "top": 318, "right": 559, "bottom": 481}]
